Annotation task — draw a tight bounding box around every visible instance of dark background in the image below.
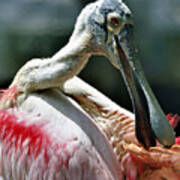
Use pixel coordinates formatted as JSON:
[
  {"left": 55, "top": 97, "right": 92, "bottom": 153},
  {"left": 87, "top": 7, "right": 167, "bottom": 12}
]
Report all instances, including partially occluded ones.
[{"left": 0, "top": 0, "right": 179, "bottom": 116}]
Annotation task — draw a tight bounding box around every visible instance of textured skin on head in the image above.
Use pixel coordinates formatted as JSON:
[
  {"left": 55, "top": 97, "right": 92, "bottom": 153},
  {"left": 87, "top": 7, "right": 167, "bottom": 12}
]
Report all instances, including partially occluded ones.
[{"left": 100, "top": 0, "right": 128, "bottom": 16}]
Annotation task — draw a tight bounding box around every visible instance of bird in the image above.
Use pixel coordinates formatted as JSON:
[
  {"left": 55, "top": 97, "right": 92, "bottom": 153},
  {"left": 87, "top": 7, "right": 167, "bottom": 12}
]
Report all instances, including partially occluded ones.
[
  {"left": 63, "top": 77, "right": 180, "bottom": 180},
  {"left": 0, "top": 0, "right": 179, "bottom": 179},
  {"left": 1, "top": 76, "right": 180, "bottom": 180},
  {"left": 0, "top": 0, "right": 175, "bottom": 149}
]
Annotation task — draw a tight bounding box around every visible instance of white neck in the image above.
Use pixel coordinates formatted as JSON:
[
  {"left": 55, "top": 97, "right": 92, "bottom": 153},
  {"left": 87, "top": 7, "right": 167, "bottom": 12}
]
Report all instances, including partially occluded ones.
[
  {"left": 51, "top": 32, "right": 92, "bottom": 81},
  {"left": 11, "top": 30, "right": 93, "bottom": 92}
]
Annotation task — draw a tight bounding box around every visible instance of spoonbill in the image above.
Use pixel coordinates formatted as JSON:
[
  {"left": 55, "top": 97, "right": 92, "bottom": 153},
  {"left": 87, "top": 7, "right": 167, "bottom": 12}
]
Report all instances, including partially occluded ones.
[{"left": 0, "top": 0, "right": 179, "bottom": 179}]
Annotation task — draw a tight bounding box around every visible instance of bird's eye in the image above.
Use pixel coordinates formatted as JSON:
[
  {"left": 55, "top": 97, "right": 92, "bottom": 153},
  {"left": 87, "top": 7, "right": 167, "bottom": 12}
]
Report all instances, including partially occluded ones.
[
  {"left": 109, "top": 17, "right": 120, "bottom": 27},
  {"left": 107, "top": 13, "right": 122, "bottom": 35}
]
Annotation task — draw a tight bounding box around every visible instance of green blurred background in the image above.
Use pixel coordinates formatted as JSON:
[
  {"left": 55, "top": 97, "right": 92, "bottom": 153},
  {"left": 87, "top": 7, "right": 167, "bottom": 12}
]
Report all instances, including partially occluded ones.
[{"left": 0, "top": 0, "right": 179, "bottom": 115}]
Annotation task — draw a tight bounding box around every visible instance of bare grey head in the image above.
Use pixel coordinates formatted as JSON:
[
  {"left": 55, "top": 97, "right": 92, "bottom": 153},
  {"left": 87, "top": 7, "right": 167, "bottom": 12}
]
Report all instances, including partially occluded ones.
[
  {"left": 70, "top": 0, "right": 132, "bottom": 66},
  {"left": 68, "top": 0, "right": 175, "bottom": 148}
]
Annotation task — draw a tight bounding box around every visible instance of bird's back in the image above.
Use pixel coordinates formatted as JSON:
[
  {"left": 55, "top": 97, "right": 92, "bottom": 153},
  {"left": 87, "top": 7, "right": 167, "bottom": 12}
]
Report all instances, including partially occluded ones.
[{"left": 0, "top": 89, "right": 120, "bottom": 180}]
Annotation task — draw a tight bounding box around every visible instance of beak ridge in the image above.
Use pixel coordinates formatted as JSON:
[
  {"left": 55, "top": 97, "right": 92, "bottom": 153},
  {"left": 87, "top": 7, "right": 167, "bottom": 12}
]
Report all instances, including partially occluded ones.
[{"left": 114, "top": 34, "right": 175, "bottom": 148}]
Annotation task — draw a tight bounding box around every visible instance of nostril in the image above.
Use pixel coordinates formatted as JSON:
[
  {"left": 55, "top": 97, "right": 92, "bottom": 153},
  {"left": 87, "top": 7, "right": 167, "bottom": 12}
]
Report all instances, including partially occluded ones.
[{"left": 126, "top": 13, "right": 131, "bottom": 19}]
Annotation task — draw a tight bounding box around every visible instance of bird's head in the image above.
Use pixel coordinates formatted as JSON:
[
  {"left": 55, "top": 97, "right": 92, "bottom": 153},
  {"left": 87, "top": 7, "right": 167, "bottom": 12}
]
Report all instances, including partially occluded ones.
[
  {"left": 71, "top": 0, "right": 132, "bottom": 65},
  {"left": 70, "top": 0, "right": 175, "bottom": 148}
]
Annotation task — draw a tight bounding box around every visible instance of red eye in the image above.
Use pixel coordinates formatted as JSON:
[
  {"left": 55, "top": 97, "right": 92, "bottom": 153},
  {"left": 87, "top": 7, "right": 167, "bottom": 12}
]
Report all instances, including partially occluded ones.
[{"left": 110, "top": 17, "right": 119, "bottom": 26}]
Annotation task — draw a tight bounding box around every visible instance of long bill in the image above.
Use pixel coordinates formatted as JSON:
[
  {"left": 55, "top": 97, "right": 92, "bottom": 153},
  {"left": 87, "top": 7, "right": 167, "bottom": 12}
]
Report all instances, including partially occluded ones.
[{"left": 114, "top": 35, "right": 175, "bottom": 148}]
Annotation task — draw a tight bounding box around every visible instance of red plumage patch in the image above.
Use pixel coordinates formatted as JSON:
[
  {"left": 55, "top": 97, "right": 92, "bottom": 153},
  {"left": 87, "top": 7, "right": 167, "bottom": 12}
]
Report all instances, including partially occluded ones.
[
  {"left": 166, "top": 113, "right": 180, "bottom": 129},
  {"left": 0, "top": 109, "right": 76, "bottom": 169},
  {"left": 166, "top": 113, "right": 180, "bottom": 145},
  {"left": 0, "top": 109, "right": 51, "bottom": 162},
  {"left": 128, "top": 113, "right": 180, "bottom": 179}
]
